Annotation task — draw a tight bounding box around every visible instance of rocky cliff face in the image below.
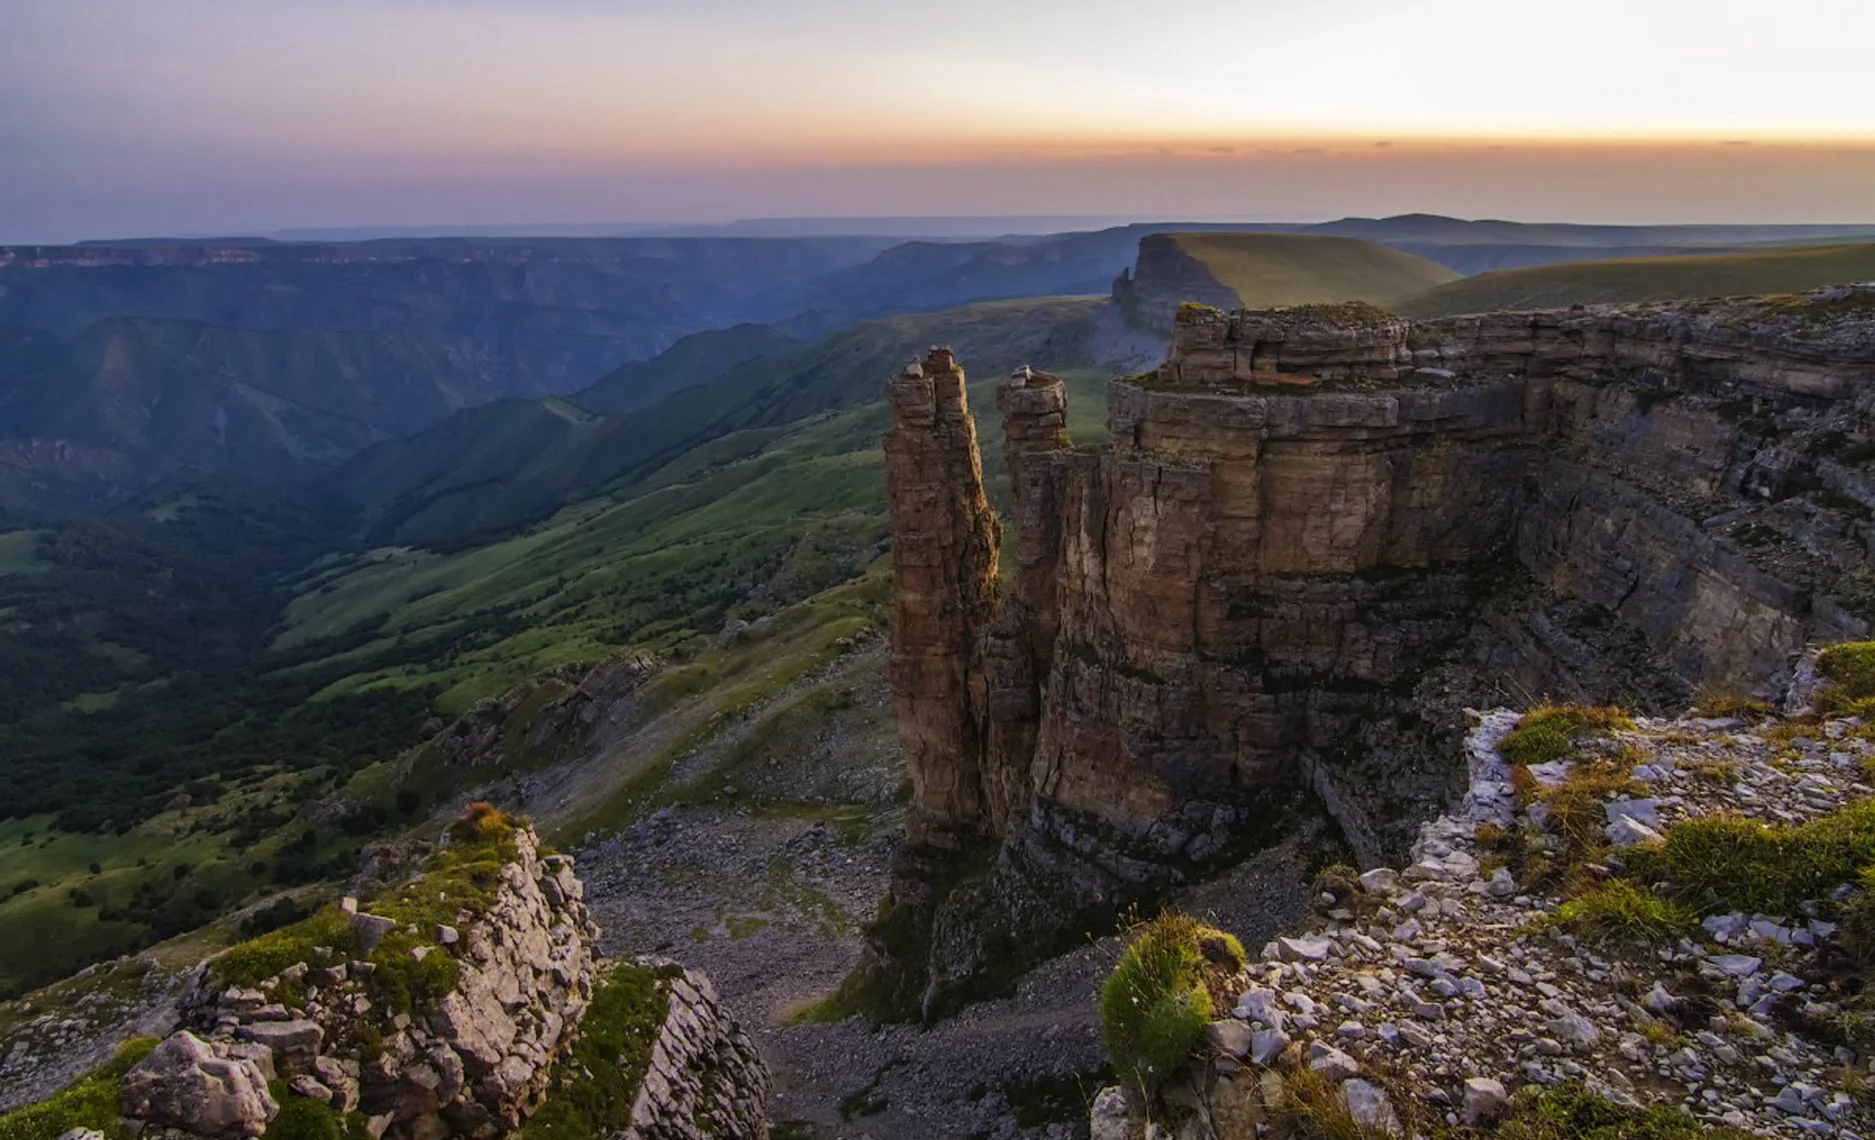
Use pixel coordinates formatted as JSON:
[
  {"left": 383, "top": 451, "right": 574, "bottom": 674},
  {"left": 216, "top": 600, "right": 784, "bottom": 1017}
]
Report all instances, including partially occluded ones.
[
  {"left": 1108, "top": 236, "right": 1239, "bottom": 334},
  {"left": 872, "top": 286, "right": 1875, "bottom": 1016},
  {"left": 100, "top": 816, "right": 768, "bottom": 1140}
]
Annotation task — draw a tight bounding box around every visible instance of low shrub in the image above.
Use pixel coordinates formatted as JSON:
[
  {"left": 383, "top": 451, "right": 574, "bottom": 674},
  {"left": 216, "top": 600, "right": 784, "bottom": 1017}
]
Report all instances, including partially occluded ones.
[
  {"left": 1500, "top": 704, "right": 1634, "bottom": 768},
  {"left": 1624, "top": 800, "right": 1875, "bottom": 916},
  {"left": 0, "top": 1037, "right": 158, "bottom": 1140},
  {"left": 1099, "top": 913, "right": 1244, "bottom": 1097}
]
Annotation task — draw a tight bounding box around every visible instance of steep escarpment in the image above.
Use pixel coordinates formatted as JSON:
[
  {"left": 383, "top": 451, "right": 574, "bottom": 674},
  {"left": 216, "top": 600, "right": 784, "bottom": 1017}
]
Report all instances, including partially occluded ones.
[
  {"left": 1111, "top": 234, "right": 1459, "bottom": 333},
  {"left": 868, "top": 286, "right": 1875, "bottom": 1017}
]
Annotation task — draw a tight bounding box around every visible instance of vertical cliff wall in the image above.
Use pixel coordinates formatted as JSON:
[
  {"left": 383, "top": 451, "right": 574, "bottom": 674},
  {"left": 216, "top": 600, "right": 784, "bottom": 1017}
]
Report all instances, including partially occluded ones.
[
  {"left": 882, "top": 348, "right": 1003, "bottom": 846},
  {"left": 872, "top": 287, "right": 1875, "bottom": 1017}
]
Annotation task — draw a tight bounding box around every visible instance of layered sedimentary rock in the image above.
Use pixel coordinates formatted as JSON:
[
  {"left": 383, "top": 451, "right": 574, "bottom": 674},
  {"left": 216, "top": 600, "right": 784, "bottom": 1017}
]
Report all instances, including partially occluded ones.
[
  {"left": 883, "top": 349, "right": 1005, "bottom": 842},
  {"left": 1108, "top": 235, "right": 1240, "bottom": 333},
  {"left": 874, "top": 287, "right": 1875, "bottom": 1015},
  {"left": 622, "top": 964, "right": 769, "bottom": 1140},
  {"left": 120, "top": 821, "right": 770, "bottom": 1140}
]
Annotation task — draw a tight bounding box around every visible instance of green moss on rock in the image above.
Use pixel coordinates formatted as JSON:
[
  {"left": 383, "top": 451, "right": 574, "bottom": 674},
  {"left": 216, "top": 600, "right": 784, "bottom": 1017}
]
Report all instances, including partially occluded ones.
[
  {"left": 211, "top": 805, "right": 524, "bottom": 1013},
  {"left": 516, "top": 961, "right": 672, "bottom": 1140},
  {"left": 1500, "top": 704, "right": 1634, "bottom": 768},
  {"left": 1819, "top": 641, "right": 1875, "bottom": 715}
]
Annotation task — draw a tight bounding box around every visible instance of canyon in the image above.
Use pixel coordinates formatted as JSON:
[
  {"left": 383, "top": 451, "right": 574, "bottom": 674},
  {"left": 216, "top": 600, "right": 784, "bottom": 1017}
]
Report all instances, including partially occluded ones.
[{"left": 872, "top": 287, "right": 1875, "bottom": 1016}]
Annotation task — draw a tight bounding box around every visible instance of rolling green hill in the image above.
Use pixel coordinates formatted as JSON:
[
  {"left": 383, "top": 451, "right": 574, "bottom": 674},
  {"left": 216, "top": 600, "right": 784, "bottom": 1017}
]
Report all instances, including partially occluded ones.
[
  {"left": 1398, "top": 241, "right": 1875, "bottom": 317},
  {"left": 570, "top": 323, "right": 801, "bottom": 415},
  {"left": 331, "top": 296, "right": 1104, "bottom": 546},
  {"left": 1170, "top": 232, "right": 1461, "bottom": 307}
]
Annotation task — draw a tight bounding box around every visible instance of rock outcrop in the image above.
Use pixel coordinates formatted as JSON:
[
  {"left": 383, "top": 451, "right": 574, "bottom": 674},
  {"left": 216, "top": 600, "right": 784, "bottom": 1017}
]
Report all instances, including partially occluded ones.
[
  {"left": 1109, "top": 236, "right": 1241, "bottom": 333},
  {"left": 872, "top": 286, "right": 1875, "bottom": 1014},
  {"left": 1088, "top": 702, "right": 1875, "bottom": 1138},
  {"left": 107, "top": 816, "right": 769, "bottom": 1140},
  {"left": 883, "top": 348, "right": 1005, "bottom": 846},
  {"left": 119, "top": 1032, "right": 279, "bottom": 1140},
  {"left": 623, "top": 964, "right": 769, "bottom": 1140}
]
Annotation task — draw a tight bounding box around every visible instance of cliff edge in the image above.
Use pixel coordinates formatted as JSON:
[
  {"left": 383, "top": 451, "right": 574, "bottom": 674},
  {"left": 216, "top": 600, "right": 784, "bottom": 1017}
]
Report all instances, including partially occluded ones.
[{"left": 866, "top": 286, "right": 1875, "bottom": 1018}]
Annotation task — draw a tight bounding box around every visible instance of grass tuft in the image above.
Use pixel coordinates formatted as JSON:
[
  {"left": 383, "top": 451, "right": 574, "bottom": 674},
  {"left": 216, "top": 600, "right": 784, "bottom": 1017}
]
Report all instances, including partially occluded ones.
[
  {"left": 1689, "top": 691, "right": 1775, "bottom": 720},
  {"left": 1538, "top": 880, "right": 1697, "bottom": 945},
  {"left": 1099, "top": 912, "right": 1244, "bottom": 1098},
  {"left": 515, "top": 961, "right": 672, "bottom": 1140},
  {"left": 1430, "top": 1081, "right": 1753, "bottom": 1139},
  {"left": 1624, "top": 800, "right": 1875, "bottom": 916},
  {"left": 1819, "top": 642, "right": 1875, "bottom": 715},
  {"left": 1263, "top": 1064, "right": 1373, "bottom": 1140},
  {"left": 1500, "top": 704, "right": 1634, "bottom": 768}
]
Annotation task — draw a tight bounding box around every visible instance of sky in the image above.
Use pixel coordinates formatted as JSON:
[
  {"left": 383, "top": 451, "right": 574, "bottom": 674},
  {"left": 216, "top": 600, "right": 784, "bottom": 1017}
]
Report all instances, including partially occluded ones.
[{"left": 3, "top": 0, "right": 1874, "bottom": 243}]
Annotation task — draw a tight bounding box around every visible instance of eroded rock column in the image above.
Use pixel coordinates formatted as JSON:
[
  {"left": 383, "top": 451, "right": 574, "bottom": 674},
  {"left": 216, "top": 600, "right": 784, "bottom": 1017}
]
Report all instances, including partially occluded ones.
[{"left": 883, "top": 348, "right": 1001, "bottom": 846}]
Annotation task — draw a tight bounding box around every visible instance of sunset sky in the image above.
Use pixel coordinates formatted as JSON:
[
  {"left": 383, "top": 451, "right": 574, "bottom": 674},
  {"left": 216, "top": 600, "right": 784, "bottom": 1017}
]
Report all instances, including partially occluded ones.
[{"left": 4, "top": 0, "right": 1873, "bottom": 242}]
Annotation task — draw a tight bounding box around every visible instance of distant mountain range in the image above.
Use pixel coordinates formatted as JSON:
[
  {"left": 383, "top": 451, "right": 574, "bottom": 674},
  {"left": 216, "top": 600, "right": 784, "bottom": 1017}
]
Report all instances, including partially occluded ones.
[{"left": 8, "top": 215, "right": 1875, "bottom": 515}]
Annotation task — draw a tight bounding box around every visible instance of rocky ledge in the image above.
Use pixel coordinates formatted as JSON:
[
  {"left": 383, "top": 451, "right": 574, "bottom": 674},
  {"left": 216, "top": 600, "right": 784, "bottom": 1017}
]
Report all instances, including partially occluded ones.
[
  {"left": 2, "top": 809, "right": 769, "bottom": 1140},
  {"left": 1093, "top": 660, "right": 1875, "bottom": 1138}
]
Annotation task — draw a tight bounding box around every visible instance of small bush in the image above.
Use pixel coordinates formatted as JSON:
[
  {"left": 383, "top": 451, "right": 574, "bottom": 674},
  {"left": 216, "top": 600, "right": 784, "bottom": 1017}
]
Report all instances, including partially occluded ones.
[
  {"left": 1624, "top": 800, "right": 1875, "bottom": 915},
  {"left": 1819, "top": 642, "right": 1875, "bottom": 715},
  {"left": 1099, "top": 913, "right": 1244, "bottom": 1097},
  {"left": 1541, "top": 881, "right": 1696, "bottom": 945},
  {"left": 1500, "top": 704, "right": 1633, "bottom": 768},
  {"left": 1837, "top": 865, "right": 1875, "bottom": 961},
  {"left": 0, "top": 1037, "right": 158, "bottom": 1140}
]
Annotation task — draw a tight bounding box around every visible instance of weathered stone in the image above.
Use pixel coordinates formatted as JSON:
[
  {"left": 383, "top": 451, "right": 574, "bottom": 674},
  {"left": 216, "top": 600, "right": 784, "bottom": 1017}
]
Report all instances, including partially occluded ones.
[
  {"left": 876, "top": 291, "right": 1875, "bottom": 1008},
  {"left": 1206, "top": 1020, "right": 1253, "bottom": 1057},
  {"left": 1307, "top": 1042, "right": 1361, "bottom": 1081},
  {"left": 1339, "top": 1078, "right": 1402, "bottom": 1136},
  {"left": 350, "top": 913, "right": 396, "bottom": 954},
  {"left": 233, "top": 1019, "right": 322, "bottom": 1071},
  {"left": 1462, "top": 1077, "right": 1509, "bottom": 1126},
  {"left": 1089, "top": 1085, "right": 1140, "bottom": 1140},
  {"left": 119, "top": 1032, "right": 279, "bottom": 1140}
]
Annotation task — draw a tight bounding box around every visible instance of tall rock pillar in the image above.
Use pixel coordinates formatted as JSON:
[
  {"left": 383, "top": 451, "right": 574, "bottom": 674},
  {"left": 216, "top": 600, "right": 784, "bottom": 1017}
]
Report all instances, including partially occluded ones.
[{"left": 883, "top": 348, "right": 1001, "bottom": 848}]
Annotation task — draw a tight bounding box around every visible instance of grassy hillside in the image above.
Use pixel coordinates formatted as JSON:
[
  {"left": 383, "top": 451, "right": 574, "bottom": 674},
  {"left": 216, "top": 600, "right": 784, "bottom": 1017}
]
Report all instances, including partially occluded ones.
[
  {"left": 0, "top": 345, "right": 1113, "bottom": 995},
  {"left": 1398, "top": 241, "right": 1875, "bottom": 317},
  {"left": 291, "top": 364, "right": 1111, "bottom": 715},
  {"left": 571, "top": 323, "right": 800, "bottom": 415},
  {"left": 331, "top": 295, "right": 1104, "bottom": 546},
  {"left": 1170, "top": 233, "right": 1460, "bottom": 307}
]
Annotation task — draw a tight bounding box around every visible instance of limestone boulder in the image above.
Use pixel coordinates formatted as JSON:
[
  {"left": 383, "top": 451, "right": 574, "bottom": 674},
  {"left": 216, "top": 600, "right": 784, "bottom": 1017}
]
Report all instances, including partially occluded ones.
[{"left": 119, "top": 1032, "right": 278, "bottom": 1140}]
